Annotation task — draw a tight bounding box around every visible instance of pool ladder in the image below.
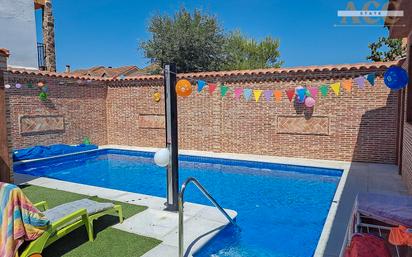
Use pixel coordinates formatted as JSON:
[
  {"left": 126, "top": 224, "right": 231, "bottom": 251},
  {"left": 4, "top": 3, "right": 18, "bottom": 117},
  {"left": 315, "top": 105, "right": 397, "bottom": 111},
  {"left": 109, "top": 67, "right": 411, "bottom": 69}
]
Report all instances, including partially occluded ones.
[{"left": 178, "top": 177, "right": 237, "bottom": 257}]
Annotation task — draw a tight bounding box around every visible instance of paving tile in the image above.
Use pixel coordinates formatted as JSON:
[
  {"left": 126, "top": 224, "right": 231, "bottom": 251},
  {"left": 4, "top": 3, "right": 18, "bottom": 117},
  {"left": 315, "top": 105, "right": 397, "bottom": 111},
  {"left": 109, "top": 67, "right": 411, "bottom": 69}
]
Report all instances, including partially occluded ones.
[
  {"left": 114, "top": 208, "right": 191, "bottom": 239},
  {"left": 140, "top": 243, "right": 178, "bottom": 257},
  {"left": 161, "top": 215, "right": 226, "bottom": 249}
]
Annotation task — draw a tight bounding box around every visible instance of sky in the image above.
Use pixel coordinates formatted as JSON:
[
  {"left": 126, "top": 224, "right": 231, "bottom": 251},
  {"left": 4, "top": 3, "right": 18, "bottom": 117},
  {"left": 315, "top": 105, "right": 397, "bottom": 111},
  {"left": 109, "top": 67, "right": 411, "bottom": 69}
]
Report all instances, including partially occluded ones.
[{"left": 35, "top": 0, "right": 390, "bottom": 72}]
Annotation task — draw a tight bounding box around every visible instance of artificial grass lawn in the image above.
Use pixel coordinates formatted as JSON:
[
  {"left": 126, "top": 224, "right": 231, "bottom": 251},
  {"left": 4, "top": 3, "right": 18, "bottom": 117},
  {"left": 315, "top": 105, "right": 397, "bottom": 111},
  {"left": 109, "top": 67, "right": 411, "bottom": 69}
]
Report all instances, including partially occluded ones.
[{"left": 21, "top": 185, "right": 161, "bottom": 257}]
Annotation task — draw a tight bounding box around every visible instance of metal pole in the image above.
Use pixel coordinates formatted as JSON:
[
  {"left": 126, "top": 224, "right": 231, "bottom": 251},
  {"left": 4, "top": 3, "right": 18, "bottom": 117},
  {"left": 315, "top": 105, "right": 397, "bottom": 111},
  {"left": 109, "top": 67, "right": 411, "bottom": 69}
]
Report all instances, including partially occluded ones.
[{"left": 164, "top": 63, "right": 179, "bottom": 211}]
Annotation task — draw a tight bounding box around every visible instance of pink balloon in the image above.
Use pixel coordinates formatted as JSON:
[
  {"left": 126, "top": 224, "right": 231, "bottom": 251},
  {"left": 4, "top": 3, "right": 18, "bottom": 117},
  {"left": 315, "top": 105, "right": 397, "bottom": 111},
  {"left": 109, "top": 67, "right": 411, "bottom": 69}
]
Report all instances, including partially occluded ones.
[{"left": 305, "top": 96, "right": 316, "bottom": 108}]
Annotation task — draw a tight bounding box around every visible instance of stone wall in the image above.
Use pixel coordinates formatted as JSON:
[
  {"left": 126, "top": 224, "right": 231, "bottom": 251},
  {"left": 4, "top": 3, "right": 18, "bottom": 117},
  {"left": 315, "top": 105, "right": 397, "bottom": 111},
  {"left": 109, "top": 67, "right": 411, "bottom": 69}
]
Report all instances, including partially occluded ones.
[{"left": 4, "top": 61, "right": 400, "bottom": 165}]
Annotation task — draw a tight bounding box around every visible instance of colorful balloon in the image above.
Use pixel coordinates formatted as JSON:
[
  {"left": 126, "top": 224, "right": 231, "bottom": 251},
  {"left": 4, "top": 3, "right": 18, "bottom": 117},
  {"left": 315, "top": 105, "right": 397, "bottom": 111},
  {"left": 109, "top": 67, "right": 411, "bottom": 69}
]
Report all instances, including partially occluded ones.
[
  {"left": 384, "top": 66, "right": 408, "bottom": 91},
  {"left": 39, "top": 92, "right": 48, "bottom": 101},
  {"left": 304, "top": 96, "right": 316, "bottom": 108},
  {"left": 37, "top": 82, "right": 45, "bottom": 87},
  {"left": 153, "top": 92, "right": 161, "bottom": 102},
  {"left": 4, "top": 84, "right": 11, "bottom": 89},
  {"left": 176, "top": 79, "right": 192, "bottom": 97},
  {"left": 15, "top": 83, "right": 22, "bottom": 89}
]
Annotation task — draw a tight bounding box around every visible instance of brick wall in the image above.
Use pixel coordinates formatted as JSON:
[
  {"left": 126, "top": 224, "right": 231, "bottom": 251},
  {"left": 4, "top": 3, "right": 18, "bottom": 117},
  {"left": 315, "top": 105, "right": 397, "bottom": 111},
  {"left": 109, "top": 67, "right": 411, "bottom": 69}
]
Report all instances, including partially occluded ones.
[
  {"left": 4, "top": 64, "right": 400, "bottom": 165},
  {"left": 401, "top": 32, "right": 412, "bottom": 191},
  {"left": 402, "top": 123, "right": 412, "bottom": 191},
  {"left": 4, "top": 73, "right": 108, "bottom": 149},
  {"left": 107, "top": 68, "right": 399, "bottom": 164}
]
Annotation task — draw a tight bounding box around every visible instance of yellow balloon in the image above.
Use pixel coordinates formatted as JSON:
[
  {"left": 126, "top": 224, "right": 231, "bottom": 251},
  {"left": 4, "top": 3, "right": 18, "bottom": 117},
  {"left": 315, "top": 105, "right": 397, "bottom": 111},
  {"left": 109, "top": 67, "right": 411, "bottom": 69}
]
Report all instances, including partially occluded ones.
[{"left": 153, "top": 92, "right": 161, "bottom": 102}]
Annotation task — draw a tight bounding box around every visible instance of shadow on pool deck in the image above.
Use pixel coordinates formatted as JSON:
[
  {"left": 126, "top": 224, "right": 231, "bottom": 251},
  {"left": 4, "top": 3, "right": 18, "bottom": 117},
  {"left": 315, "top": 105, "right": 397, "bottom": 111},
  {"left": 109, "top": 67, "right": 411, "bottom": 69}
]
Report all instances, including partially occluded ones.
[{"left": 322, "top": 162, "right": 407, "bottom": 257}]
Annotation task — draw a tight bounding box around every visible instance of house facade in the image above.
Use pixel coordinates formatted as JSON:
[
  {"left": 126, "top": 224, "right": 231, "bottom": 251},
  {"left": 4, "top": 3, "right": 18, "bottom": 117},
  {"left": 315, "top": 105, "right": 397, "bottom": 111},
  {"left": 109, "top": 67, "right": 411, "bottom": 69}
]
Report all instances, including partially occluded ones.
[{"left": 0, "top": 0, "right": 56, "bottom": 71}]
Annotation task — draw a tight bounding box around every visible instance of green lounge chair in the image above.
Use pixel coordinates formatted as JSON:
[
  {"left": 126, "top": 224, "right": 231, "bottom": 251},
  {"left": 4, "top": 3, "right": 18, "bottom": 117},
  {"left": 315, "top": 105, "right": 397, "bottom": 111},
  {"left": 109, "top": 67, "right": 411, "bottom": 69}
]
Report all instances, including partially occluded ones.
[{"left": 19, "top": 199, "right": 123, "bottom": 257}]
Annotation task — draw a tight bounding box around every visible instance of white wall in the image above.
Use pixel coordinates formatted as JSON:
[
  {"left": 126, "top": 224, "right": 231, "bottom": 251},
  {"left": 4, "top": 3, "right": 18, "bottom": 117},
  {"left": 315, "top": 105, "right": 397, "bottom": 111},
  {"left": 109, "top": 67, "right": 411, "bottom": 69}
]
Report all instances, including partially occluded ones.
[{"left": 0, "top": 0, "right": 38, "bottom": 68}]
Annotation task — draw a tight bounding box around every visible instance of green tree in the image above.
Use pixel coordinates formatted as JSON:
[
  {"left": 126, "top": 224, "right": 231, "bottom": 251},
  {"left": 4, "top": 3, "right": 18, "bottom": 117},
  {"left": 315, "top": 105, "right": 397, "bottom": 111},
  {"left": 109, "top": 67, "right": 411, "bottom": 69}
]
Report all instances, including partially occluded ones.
[
  {"left": 367, "top": 36, "right": 407, "bottom": 62},
  {"left": 222, "top": 31, "right": 283, "bottom": 70},
  {"left": 140, "top": 8, "right": 225, "bottom": 73}
]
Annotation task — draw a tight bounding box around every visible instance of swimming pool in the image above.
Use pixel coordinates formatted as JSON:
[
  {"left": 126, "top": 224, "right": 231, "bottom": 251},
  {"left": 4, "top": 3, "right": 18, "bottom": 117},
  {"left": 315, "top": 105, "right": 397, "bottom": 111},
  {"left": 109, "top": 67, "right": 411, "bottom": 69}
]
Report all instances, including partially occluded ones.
[{"left": 14, "top": 149, "right": 342, "bottom": 257}]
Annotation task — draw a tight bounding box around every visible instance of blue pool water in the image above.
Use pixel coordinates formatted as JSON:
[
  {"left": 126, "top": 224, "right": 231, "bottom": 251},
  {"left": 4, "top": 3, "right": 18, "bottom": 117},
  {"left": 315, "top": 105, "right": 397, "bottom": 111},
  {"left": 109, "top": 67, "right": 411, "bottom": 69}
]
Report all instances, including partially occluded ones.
[{"left": 14, "top": 149, "right": 341, "bottom": 257}]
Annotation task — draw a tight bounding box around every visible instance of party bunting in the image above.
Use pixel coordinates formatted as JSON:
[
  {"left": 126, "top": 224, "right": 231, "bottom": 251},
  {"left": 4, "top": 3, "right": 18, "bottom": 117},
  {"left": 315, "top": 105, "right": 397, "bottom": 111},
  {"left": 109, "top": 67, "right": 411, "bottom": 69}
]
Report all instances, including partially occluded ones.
[
  {"left": 342, "top": 80, "right": 352, "bottom": 92},
  {"left": 234, "top": 88, "right": 243, "bottom": 100},
  {"left": 320, "top": 85, "right": 329, "bottom": 96},
  {"left": 274, "top": 90, "right": 282, "bottom": 102},
  {"left": 197, "top": 80, "right": 207, "bottom": 92},
  {"left": 208, "top": 83, "right": 217, "bottom": 94},
  {"left": 264, "top": 90, "right": 272, "bottom": 102},
  {"left": 220, "top": 84, "right": 229, "bottom": 97},
  {"left": 253, "top": 90, "right": 263, "bottom": 102},
  {"left": 244, "top": 88, "right": 253, "bottom": 101},
  {"left": 296, "top": 88, "right": 306, "bottom": 103},
  {"left": 366, "top": 73, "right": 376, "bottom": 86},
  {"left": 354, "top": 76, "right": 365, "bottom": 89},
  {"left": 308, "top": 87, "right": 318, "bottom": 99},
  {"left": 330, "top": 82, "right": 341, "bottom": 96},
  {"left": 286, "top": 89, "right": 295, "bottom": 102}
]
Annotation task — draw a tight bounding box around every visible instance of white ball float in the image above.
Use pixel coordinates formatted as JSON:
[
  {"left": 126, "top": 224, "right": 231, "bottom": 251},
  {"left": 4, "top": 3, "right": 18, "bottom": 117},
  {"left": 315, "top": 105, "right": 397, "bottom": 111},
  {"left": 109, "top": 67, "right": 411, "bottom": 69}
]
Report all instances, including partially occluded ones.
[{"left": 154, "top": 148, "right": 170, "bottom": 167}]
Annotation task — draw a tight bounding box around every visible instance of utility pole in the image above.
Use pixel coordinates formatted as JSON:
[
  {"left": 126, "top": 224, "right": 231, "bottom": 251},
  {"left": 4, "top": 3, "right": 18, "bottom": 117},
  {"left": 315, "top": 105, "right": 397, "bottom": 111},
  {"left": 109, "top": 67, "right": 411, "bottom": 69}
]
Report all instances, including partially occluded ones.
[{"left": 164, "top": 63, "right": 179, "bottom": 211}]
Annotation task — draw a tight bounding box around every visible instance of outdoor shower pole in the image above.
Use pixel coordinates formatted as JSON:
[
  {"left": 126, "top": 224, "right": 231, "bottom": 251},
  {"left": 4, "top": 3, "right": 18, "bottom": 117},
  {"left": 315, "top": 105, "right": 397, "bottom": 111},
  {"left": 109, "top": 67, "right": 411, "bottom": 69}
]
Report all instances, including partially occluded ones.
[{"left": 164, "top": 63, "right": 179, "bottom": 211}]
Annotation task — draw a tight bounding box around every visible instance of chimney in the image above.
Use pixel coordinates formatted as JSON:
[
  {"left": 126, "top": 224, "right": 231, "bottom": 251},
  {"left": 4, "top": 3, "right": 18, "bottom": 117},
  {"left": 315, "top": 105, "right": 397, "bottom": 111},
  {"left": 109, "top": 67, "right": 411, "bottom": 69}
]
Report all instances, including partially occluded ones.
[
  {"left": 0, "top": 48, "right": 10, "bottom": 70},
  {"left": 43, "top": 0, "right": 56, "bottom": 72},
  {"left": 65, "top": 65, "right": 71, "bottom": 73}
]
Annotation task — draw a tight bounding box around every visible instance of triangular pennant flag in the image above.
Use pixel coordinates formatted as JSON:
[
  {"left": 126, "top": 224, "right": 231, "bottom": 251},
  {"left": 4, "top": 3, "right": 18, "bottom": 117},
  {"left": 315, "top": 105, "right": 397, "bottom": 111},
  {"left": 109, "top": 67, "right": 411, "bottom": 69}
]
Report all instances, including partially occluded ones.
[
  {"left": 366, "top": 73, "right": 376, "bottom": 86},
  {"left": 274, "top": 90, "right": 282, "bottom": 102},
  {"left": 286, "top": 89, "right": 295, "bottom": 102},
  {"left": 220, "top": 84, "right": 229, "bottom": 97},
  {"left": 320, "top": 85, "right": 329, "bottom": 96},
  {"left": 197, "top": 80, "right": 207, "bottom": 92},
  {"left": 253, "top": 90, "right": 263, "bottom": 102},
  {"left": 208, "top": 83, "right": 217, "bottom": 94},
  {"left": 308, "top": 87, "right": 318, "bottom": 99},
  {"left": 234, "top": 88, "right": 243, "bottom": 100},
  {"left": 354, "top": 76, "right": 365, "bottom": 89},
  {"left": 342, "top": 80, "right": 352, "bottom": 92},
  {"left": 243, "top": 88, "right": 252, "bottom": 101},
  {"left": 264, "top": 90, "right": 272, "bottom": 102},
  {"left": 330, "top": 82, "right": 341, "bottom": 96},
  {"left": 296, "top": 88, "right": 306, "bottom": 103}
]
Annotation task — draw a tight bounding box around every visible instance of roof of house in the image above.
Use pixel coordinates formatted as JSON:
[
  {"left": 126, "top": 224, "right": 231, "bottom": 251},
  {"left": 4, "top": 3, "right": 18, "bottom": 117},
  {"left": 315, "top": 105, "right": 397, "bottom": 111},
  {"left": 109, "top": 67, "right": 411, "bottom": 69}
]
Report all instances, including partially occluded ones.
[
  {"left": 7, "top": 61, "right": 401, "bottom": 82},
  {"left": 71, "top": 65, "right": 140, "bottom": 78}
]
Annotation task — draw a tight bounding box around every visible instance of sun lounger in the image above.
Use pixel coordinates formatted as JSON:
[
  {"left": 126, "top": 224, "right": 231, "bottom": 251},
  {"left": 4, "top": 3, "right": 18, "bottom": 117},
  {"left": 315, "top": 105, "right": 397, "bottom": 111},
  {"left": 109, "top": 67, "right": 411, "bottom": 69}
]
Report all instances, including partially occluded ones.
[
  {"left": 344, "top": 192, "right": 412, "bottom": 257},
  {"left": 0, "top": 183, "right": 123, "bottom": 257}
]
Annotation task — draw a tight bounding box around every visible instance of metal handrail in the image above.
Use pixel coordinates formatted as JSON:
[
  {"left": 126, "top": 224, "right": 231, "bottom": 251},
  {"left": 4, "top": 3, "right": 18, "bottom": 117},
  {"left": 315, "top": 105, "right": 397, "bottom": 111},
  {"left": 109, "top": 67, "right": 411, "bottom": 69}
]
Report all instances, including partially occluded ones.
[{"left": 178, "top": 177, "right": 237, "bottom": 257}]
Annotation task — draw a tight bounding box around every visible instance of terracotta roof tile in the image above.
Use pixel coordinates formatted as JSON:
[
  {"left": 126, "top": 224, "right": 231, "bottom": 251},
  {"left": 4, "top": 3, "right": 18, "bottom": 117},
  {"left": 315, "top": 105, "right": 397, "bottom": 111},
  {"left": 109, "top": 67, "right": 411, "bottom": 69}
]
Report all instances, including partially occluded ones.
[{"left": 7, "top": 61, "right": 401, "bottom": 82}]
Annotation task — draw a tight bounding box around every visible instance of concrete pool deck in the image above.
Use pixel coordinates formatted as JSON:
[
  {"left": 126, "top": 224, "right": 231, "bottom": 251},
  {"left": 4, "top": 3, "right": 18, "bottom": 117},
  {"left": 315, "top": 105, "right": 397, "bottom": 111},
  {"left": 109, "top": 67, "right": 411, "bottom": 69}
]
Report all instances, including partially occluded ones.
[
  {"left": 14, "top": 173, "right": 237, "bottom": 257},
  {"left": 13, "top": 145, "right": 408, "bottom": 257}
]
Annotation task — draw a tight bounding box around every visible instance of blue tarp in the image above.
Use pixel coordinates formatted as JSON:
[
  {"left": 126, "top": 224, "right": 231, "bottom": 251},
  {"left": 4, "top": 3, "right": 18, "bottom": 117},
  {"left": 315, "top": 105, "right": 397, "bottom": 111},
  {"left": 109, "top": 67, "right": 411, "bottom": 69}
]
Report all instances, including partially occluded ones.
[{"left": 13, "top": 144, "right": 98, "bottom": 161}]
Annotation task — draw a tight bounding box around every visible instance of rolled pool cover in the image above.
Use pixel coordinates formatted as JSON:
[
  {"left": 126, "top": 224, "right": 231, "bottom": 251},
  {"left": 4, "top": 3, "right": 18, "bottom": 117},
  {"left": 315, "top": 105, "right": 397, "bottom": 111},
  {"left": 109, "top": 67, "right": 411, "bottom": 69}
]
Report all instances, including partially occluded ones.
[{"left": 13, "top": 144, "right": 98, "bottom": 162}]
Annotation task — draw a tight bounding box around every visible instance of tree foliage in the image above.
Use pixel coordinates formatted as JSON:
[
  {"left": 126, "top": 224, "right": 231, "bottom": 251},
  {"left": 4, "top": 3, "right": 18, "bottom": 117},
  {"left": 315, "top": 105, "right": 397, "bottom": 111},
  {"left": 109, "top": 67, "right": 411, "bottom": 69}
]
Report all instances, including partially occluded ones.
[
  {"left": 222, "top": 31, "right": 283, "bottom": 70},
  {"left": 140, "top": 8, "right": 283, "bottom": 73},
  {"left": 140, "top": 8, "right": 225, "bottom": 73},
  {"left": 367, "top": 36, "right": 407, "bottom": 62}
]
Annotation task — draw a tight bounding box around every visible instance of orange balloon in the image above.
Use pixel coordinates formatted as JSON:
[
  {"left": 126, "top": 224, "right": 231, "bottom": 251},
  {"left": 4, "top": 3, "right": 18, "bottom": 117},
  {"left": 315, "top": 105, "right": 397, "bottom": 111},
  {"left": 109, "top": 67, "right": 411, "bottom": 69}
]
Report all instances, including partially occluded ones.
[{"left": 176, "top": 79, "right": 192, "bottom": 97}]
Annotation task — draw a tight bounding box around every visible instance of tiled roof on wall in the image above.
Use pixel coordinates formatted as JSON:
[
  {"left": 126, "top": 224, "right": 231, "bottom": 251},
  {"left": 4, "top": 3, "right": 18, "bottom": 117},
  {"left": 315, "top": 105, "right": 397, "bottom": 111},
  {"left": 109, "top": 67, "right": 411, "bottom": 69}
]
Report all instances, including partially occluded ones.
[{"left": 7, "top": 61, "right": 401, "bottom": 82}]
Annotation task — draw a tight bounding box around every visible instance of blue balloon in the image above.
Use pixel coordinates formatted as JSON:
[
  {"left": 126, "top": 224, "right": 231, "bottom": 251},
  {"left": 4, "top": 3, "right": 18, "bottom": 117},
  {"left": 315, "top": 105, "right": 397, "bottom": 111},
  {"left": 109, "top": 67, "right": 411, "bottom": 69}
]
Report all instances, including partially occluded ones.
[{"left": 384, "top": 66, "right": 409, "bottom": 90}]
